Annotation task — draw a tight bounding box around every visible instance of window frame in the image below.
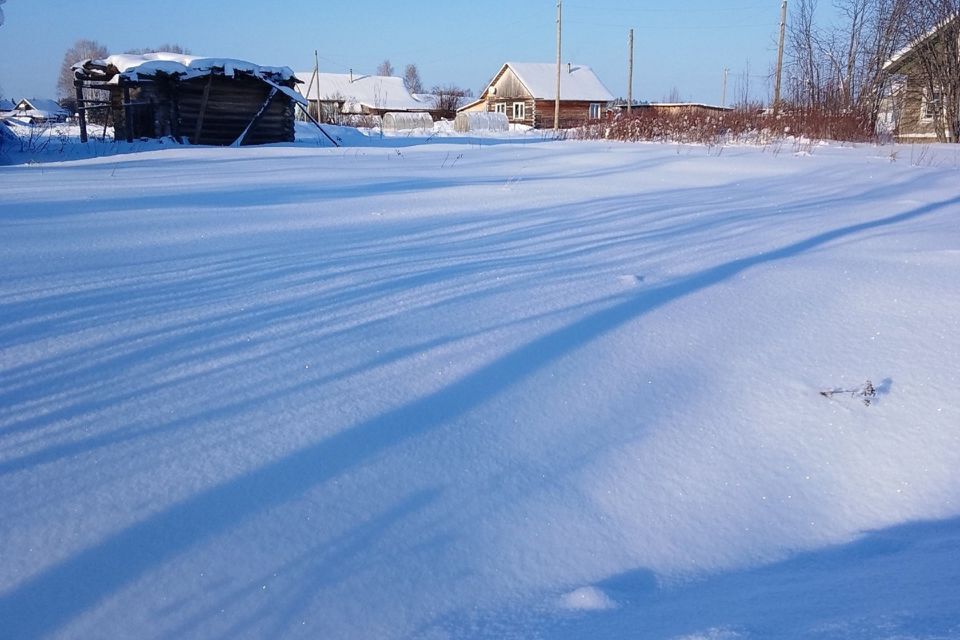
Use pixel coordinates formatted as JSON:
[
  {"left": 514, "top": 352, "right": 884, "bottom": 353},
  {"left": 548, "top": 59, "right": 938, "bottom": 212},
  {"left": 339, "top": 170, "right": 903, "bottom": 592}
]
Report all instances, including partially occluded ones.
[
  {"left": 589, "top": 103, "right": 602, "bottom": 120},
  {"left": 512, "top": 102, "right": 526, "bottom": 121},
  {"left": 921, "top": 87, "right": 944, "bottom": 122}
]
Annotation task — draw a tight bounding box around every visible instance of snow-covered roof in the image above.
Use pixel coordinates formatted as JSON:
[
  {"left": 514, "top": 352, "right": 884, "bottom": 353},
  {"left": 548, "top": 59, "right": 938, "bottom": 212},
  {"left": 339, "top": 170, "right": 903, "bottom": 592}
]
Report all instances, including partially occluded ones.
[
  {"left": 645, "top": 102, "right": 733, "bottom": 111},
  {"left": 884, "top": 15, "right": 959, "bottom": 73},
  {"left": 75, "top": 52, "right": 297, "bottom": 84},
  {"left": 295, "top": 72, "right": 427, "bottom": 113},
  {"left": 11, "top": 98, "right": 71, "bottom": 119},
  {"left": 491, "top": 62, "right": 614, "bottom": 102}
]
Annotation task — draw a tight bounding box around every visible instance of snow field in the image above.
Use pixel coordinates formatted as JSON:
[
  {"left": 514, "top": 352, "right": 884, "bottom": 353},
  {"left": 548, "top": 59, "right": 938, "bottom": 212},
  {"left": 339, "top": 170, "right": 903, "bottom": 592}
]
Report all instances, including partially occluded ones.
[{"left": 1, "top": 135, "right": 958, "bottom": 639}]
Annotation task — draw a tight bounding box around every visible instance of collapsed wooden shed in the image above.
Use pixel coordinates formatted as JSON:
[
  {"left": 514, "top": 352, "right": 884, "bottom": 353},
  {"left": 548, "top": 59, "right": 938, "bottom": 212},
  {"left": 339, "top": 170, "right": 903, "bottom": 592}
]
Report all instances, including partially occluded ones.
[{"left": 73, "top": 53, "right": 306, "bottom": 145}]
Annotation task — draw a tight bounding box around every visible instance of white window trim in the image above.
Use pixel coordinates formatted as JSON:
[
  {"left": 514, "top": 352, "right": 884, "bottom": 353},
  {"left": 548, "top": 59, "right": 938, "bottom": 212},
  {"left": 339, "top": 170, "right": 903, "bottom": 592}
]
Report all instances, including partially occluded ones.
[
  {"left": 921, "top": 87, "right": 944, "bottom": 122},
  {"left": 512, "top": 102, "right": 525, "bottom": 121},
  {"left": 494, "top": 102, "right": 507, "bottom": 115},
  {"left": 589, "top": 103, "right": 601, "bottom": 119}
]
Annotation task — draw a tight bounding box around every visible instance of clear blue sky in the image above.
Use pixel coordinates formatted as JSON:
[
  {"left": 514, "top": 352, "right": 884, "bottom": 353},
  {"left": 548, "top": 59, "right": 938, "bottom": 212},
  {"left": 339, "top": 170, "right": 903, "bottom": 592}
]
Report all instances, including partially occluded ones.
[{"left": 0, "top": 0, "right": 794, "bottom": 105}]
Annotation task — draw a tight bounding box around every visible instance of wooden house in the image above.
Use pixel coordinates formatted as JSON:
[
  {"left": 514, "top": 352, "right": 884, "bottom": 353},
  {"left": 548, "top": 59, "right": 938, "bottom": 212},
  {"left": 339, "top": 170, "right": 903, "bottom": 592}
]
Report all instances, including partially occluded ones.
[
  {"left": 73, "top": 53, "right": 305, "bottom": 145},
  {"left": 295, "top": 71, "right": 429, "bottom": 123},
  {"left": 882, "top": 17, "right": 959, "bottom": 142},
  {"left": 458, "top": 62, "right": 614, "bottom": 129},
  {"left": 6, "top": 98, "right": 71, "bottom": 123}
]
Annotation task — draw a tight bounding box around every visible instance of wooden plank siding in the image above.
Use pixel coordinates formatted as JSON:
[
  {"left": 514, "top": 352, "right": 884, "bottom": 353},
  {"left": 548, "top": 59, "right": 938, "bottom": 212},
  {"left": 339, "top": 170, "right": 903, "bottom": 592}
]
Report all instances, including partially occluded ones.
[
  {"left": 895, "top": 76, "right": 941, "bottom": 141},
  {"left": 882, "top": 19, "right": 959, "bottom": 142},
  {"left": 532, "top": 100, "right": 600, "bottom": 128},
  {"left": 466, "top": 63, "right": 610, "bottom": 129}
]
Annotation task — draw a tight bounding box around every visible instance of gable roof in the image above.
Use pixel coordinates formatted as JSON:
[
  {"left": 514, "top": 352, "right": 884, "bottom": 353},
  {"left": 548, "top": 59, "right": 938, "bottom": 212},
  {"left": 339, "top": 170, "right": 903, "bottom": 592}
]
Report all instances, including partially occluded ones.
[
  {"left": 295, "top": 72, "right": 427, "bottom": 113},
  {"left": 489, "top": 62, "right": 614, "bottom": 102},
  {"left": 13, "top": 98, "right": 70, "bottom": 118},
  {"left": 884, "top": 15, "right": 959, "bottom": 74}
]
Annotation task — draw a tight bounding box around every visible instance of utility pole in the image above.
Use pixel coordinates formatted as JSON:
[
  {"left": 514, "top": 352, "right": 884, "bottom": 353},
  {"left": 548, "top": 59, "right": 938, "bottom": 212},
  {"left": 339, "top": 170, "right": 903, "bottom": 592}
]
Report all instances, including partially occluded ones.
[
  {"left": 627, "top": 28, "right": 634, "bottom": 115},
  {"left": 555, "top": 0, "right": 562, "bottom": 131},
  {"left": 721, "top": 67, "right": 729, "bottom": 107},
  {"left": 313, "top": 50, "right": 321, "bottom": 120},
  {"left": 773, "top": 0, "right": 787, "bottom": 115}
]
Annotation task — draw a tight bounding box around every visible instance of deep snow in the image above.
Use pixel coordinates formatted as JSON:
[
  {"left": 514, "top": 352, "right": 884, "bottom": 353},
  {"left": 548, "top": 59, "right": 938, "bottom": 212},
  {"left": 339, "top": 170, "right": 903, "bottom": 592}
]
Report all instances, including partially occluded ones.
[{"left": 0, "top": 130, "right": 958, "bottom": 639}]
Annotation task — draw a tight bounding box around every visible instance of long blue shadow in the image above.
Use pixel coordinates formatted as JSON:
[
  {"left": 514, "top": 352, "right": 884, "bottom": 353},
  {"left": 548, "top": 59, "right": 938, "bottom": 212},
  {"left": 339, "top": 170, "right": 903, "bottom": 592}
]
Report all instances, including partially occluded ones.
[
  {"left": 0, "top": 196, "right": 954, "bottom": 637},
  {"left": 525, "top": 515, "right": 960, "bottom": 640}
]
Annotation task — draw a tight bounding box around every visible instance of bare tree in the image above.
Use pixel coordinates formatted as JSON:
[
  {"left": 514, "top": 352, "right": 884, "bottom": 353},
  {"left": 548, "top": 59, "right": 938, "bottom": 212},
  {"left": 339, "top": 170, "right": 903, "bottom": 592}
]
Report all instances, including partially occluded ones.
[
  {"left": 663, "top": 86, "right": 683, "bottom": 102},
  {"left": 403, "top": 64, "right": 423, "bottom": 94},
  {"left": 376, "top": 59, "right": 394, "bottom": 77},
  {"left": 734, "top": 61, "right": 754, "bottom": 109},
  {"left": 58, "top": 39, "right": 108, "bottom": 101},
  {"left": 124, "top": 44, "right": 192, "bottom": 55},
  {"left": 787, "top": 0, "right": 826, "bottom": 108},
  {"left": 857, "top": 0, "right": 911, "bottom": 126},
  {"left": 58, "top": 39, "right": 109, "bottom": 116},
  {"left": 898, "top": 0, "right": 960, "bottom": 141},
  {"left": 786, "top": 0, "right": 911, "bottom": 130},
  {"left": 429, "top": 84, "right": 473, "bottom": 119}
]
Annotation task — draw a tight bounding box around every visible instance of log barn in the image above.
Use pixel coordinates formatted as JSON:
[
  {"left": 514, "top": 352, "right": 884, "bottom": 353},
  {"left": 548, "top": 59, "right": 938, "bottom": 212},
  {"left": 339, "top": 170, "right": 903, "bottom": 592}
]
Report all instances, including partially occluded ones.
[
  {"left": 73, "top": 53, "right": 305, "bottom": 145},
  {"left": 458, "top": 62, "right": 614, "bottom": 129}
]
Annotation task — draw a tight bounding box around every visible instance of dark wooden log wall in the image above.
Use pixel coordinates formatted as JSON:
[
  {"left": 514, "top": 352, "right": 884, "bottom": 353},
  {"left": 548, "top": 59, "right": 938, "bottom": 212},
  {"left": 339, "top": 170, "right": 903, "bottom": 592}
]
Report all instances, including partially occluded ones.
[{"left": 110, "top": 74, "right": 296, "bottom": 145}]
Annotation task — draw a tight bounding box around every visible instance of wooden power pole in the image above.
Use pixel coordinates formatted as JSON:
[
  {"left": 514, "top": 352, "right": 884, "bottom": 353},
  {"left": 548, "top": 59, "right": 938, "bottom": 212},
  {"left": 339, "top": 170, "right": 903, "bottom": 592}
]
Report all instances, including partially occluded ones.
[
  {"left": 313, "top": 50, "right": 321, "bottom": 120},
  {"left": 555, "top": 0, "right": 562, "bottom": 131},
  {"left": 773, "top": 0, "right": 787, "bottom": 115},
  {"left": 627, "top": 28, "right": 634, "bottom": 114},
  {"left": 721, "top": 67, "right": 729, "bottom": 107}
]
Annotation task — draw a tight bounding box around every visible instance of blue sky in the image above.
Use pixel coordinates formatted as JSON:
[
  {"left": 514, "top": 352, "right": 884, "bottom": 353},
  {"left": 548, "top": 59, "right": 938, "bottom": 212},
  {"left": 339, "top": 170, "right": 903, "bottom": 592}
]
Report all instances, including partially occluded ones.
[{"left": 1, "top": 0, "right": 790, "bottom": 104}]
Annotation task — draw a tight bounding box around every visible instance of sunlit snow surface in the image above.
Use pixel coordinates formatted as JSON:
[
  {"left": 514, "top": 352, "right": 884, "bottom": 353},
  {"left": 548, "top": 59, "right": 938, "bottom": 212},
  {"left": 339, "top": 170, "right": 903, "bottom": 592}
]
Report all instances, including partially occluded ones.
[{"left": 1, "top": 128, "right": 958, "bottom": 639}]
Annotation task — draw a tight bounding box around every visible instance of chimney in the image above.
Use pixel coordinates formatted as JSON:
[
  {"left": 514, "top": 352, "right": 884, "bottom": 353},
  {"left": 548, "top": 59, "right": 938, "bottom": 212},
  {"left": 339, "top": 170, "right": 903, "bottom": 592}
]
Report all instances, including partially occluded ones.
[
  {"left": 567, "top": 62, "right": 571, "bottom": 74},
  {"left": 349, "top": 68, "right": 353, "bottom": 82}
]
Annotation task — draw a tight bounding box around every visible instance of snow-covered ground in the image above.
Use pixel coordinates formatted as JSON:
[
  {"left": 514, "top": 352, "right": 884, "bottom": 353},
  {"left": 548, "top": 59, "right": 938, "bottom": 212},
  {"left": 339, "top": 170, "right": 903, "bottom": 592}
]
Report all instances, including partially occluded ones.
[{"left": 1, "top": 128, "right": 959, "bottom": 639}]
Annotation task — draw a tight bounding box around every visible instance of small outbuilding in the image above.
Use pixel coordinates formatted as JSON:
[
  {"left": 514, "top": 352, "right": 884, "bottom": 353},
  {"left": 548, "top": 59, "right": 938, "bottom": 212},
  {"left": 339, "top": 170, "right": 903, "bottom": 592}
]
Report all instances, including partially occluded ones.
[
  {"left": 458, "top": 62, "right": 614, "bottom": 129},
  {"left": 453, "top": 111, "right": 509, "bottom": 133},
  {"left": 381, "top": 112, "right": 434, "bottom": 132},
  {"left": 73, "top": 52, "right": 305, "bottom": 145}
]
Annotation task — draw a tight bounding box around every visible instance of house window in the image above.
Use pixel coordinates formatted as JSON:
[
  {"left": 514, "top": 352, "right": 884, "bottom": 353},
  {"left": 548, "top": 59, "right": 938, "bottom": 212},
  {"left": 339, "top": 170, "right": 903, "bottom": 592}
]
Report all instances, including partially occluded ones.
[
  {"left": 512, "top": 102, "right": 525, "bottom": 120},
  {"left": 589, "top": 103, "right": 601, "bottom": 120},
  {"left": 494, "top": 103, "right": 507, "bottom": 115},
  {"left": 922, "top": 88, "right": 943, "bottom": 121}
]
